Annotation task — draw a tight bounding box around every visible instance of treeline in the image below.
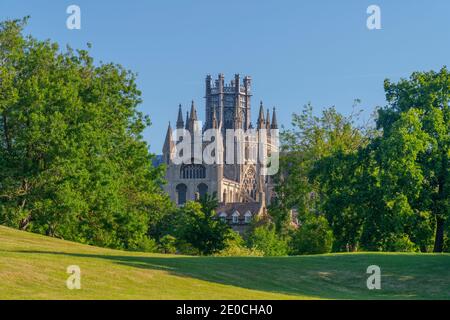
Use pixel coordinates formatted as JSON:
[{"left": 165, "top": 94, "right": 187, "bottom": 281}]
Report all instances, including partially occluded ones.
[
  {"left": 149, "top": 195, "right": 332, "bottom": 256},
  {"left": 1, "top": 18, "right": 448, "bottom": 255},
  {"left": 272, "top": 70, "right": 450, "bottom": 253},
  {"left": 147, "top": 195, "right": 289, "bottom": 256}
]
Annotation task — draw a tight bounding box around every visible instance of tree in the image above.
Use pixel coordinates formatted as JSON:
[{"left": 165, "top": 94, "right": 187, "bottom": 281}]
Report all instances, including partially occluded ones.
[
  {"left": 290, "top": 215, "right": 333, "bottom": 255},
  {"left": 158, "top": 235, "right": 177, "bottom": 254},
  {"left": 357, "top": 109, "right": 433, "bottom": 251},
  {"left": 379, "top": 68, "right": 450, "bottom": 252},
  {"left": 0, "top": 18, "right": 169, "bottom": 249},
  {"left": 214, "top": 231, "right": 264, "bottom": 257},
  {"left": 312, "top": 110, "right": 434, "bottom": 252},
  {"left": 278, "top": 75, "right": 449, "bottom": 253},
  {"left": 311, "top": 149, "right": 367, "bottom": 251},
  {"left": 174, "top": 197, "right": 232, "bottom": 255},
  {"left": 245, "top": 223, "right": 289, "bottom": 256},
  {"left": 275, "top": 103, "right": 369, "bottom": 251}
]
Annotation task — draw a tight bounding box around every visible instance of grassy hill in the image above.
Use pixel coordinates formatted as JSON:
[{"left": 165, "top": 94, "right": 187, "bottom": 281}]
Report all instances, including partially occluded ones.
[{"left": 0, "top": 225, "right": 449, "bottom": 300}]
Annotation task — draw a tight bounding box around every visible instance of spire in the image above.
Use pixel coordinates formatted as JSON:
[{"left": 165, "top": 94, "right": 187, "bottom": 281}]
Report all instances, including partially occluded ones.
[
  {"left": 163, "top": 122, "right": 174, "bottom": 154},
  {"left": 188, "top": 100, "right": 199, "bottom": 133},
  {"left": 258, "top": 102, "right": 265, "bottom": 121},
  {"left": 266, "top": 109, "right": 271, "bottom": 130},
  {"left": 167, "top": 121, "right": 172, "bottom": 136},
  {"left": 257, "top": 101, "right": 265, "bottom": 129},
  {"left": 185, "top": 111, "right": 190, "bottom": 130},
  {"left": 271, "top": 107, "right": 278, "bottom": 129},
  {"left": 190, "top": 100, "right": 197, "bottom": 121},
  {"left": 176, "top": 104, "right": 184, "bottom": 129}
]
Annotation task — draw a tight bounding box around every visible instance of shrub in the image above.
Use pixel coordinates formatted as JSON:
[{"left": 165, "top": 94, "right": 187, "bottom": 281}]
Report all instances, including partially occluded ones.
[
  {"left": 176, "top": 240, "right": 201, "bottom": 255},
  {"left": 444, "top": 234, "right": 450, "bottom": 253},
  {"left": 290, "top": 215, "right": 333, "bottom": 255},
  {"left": 246, "top": 224, "right": 289, "bottom": 256},
  {"left": 215, "top": 231, "right": 264, "bottom": 257},
  {"left": 444, "top": 222, "right": 450, "bottom": 253},
  {"left": 158, "top": 235, "right": 177, "bottom": 254},
  {"left": 128, "top": 237, "right": 159, "bottom": 253},
  {"left": 214, "top": 245, "right": 264, "bottom": 257},
  {"left": 389, "top": 234, "right": 419, "bottom": 252}
]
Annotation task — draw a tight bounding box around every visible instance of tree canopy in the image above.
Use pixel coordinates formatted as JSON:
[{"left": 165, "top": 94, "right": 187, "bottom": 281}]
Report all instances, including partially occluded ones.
[
  {"left": 1, "top": 18, "right": 448, "bottom": 255},
  {"left": 273, "top": 69, "right": 449, "bottom": 253},
  {"left": 0, "top": 18, "right": 171, "bottom": 249}
]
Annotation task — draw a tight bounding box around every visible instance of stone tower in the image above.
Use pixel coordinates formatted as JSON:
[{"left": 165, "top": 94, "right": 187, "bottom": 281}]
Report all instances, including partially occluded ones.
[{"left": 162, "top": 74, "right": 278, "bottom": 232}]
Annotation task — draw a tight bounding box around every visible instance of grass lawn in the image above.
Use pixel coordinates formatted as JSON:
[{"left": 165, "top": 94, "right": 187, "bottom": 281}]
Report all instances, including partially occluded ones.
[{"left": 0, "top": 225, "right": 449, "bottom": 300}]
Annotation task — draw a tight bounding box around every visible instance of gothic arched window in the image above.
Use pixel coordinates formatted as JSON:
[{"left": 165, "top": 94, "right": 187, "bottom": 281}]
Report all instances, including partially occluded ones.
[
  {"left": 180, "top": 164, "right": 206, "bottom": 179},
  {"left": 242, "top": 167, "right": 257, "bottom": 201},
  {"left": 176, "top": 184, "right": 187, "bottom": 205},
  {"left": 197, "top": 183, "right": 208, "bottom": 199}
]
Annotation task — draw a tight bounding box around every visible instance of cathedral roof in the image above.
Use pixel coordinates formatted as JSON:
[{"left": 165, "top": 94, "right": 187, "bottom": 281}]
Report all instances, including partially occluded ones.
[{"left": 216, "top": 202, "right": 262, "bottom": 218}]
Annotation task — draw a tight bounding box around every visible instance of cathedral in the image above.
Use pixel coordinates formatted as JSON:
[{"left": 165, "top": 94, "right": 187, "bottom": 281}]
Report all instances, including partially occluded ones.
[{"left": 162, "top": 74, "right": 278, "bottom": 232}]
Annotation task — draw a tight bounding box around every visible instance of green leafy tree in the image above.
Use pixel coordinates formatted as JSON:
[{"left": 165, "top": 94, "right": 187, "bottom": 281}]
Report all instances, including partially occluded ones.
[
  {"left": 0, "top": 18, "right": 169, "bottom": 249},
  {"left": 275, "top": 103, "right": 368, "bottom": 251},
  {"left": 358, "top": 109, "right": 434, "bottom": 251},
  {"left": 279, "top": 75, "right": 448, "bottom": 253},
  {"left": 175, "top": 197, "right": 232, "bottom": 255},
  {"left": 378, "top": 68, "right": 450, "bottom": 252},
  {"left": 158, "top": 235, "right": 177, "bottom": 254},
  {"left": 214, "top": 231, "right": 264, "bottom": 257},
  {"left": 310, "top": 106, "right": 436, "bottom": 252},
  {"left": 311, "top": 149, "right": 366, "bottom": 251},
  {"left": 245, "top": 223, "right": 289, "bottom": 256},
  {"left": 290, "top": 215, "right": 333, "bottom": 255}
]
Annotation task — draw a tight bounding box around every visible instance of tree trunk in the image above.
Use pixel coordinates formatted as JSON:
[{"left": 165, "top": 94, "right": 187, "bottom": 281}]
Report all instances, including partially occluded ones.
[
  {"left": 17, "top": 192, "right": 31, "bottom": 231},
  {"left": 433, "top": 153, "right": 447, "bottom": 253},
  {"left": 19, "top": 215, "right": 31, "bottom": 230},
  {"left": 433, "top": 216, "right": 444, "bottom": 253}
]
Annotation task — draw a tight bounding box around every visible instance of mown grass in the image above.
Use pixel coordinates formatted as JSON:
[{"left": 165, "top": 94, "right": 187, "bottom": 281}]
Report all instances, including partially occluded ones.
[{"left": 0, "top": 226, "right": 449, "bottom": 300}]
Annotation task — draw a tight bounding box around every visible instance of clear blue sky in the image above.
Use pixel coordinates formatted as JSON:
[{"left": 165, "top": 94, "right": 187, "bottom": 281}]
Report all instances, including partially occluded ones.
[{"left": 1, "top": 0, "right": 449, "bottom": 152}]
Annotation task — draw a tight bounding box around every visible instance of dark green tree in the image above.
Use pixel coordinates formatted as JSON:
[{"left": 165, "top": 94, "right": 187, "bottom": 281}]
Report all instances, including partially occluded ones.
[
  {"left": 378, "top": 69, "right": 450, "bottom": 252},
  {"left": 290, "top": 215, "right": 333, "bottom": 255},
  {"left": 0, "top": 18, "right": 170, "bottom": 249},
  {"left": 245, "top": 223, "right": 289, "bottom": 256},
  {"left": 275, "top": 103, "right": 368, "bottom": 251},
  {"left": 174, "top": 197, "right": 232, "bottom": 255}
]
